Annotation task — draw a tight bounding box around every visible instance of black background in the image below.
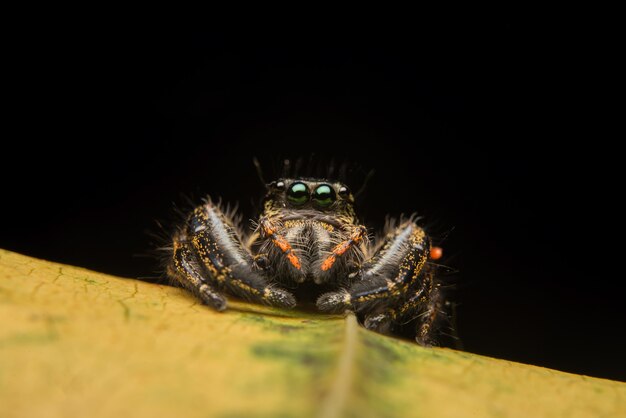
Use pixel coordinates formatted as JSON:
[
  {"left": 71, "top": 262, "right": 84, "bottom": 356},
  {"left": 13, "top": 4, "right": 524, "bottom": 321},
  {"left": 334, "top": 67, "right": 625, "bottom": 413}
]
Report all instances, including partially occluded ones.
[{"left": 2, "top": 26, "right": 623, "bottom": 381}]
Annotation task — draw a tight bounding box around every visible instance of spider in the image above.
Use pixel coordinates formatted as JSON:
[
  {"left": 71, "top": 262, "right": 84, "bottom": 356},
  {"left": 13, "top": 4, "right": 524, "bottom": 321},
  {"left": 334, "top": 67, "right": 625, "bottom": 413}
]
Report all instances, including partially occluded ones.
[{"left": 167, "top": 177, "right": 446, "bottom": 346}]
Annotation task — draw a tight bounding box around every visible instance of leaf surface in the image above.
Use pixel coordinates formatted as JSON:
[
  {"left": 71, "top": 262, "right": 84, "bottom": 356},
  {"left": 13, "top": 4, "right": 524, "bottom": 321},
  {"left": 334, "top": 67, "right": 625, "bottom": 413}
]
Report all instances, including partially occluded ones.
[{"left": 0, "top": 249, "right": 624, "bottom": 418}]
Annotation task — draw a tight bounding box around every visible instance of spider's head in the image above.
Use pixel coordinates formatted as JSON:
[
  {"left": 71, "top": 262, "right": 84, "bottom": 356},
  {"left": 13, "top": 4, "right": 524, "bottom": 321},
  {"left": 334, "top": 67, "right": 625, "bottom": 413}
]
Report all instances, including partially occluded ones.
[
  {"left": 262, "top": 178, "right": 356, "bottom": 219},
  {"left": 260, "top": 178, "right": 361, "bottom": 284}
]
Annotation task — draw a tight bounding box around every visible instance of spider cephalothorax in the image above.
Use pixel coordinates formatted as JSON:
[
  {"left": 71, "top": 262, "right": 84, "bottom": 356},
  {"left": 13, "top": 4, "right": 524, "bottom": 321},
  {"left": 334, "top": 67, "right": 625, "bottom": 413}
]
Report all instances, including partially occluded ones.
[{"left": 167, "top": 177, "right": 446, "bottom": 346}]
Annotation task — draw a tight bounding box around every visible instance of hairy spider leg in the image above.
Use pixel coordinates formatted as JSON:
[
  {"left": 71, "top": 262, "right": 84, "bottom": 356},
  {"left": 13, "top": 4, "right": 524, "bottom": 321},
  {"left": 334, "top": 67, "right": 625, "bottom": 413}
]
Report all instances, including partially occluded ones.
[
  {"left": 316, "top": 221, "right": 430, "bottom": 312},
  {"left": 362, "top": 266, "right": 444, "bottom": 346},
  {"left": 172, "top": 204, "right": 296, "bottom": 308},
  {"left": 171, "top": 240, "right": 227, "bottom": 310},
  {"left": 363, "top": 266, "right": 434, "bottom": 326},
  {"left": 415, "top": 280, "right": 444, "bottom": 346}
]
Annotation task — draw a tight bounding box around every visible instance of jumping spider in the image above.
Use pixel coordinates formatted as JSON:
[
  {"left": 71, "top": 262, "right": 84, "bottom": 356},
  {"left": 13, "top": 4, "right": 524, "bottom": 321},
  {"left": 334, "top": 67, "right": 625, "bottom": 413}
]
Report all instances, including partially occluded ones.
[{"left": 167, "top": 178, "right": 445, "bottom": 346}]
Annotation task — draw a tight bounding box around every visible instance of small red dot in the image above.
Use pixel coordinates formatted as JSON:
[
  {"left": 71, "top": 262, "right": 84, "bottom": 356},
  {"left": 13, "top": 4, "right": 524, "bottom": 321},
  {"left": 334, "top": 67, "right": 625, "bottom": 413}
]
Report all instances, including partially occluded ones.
[{"left": 430, "top": 246, "right": 443, "bottom": 260}]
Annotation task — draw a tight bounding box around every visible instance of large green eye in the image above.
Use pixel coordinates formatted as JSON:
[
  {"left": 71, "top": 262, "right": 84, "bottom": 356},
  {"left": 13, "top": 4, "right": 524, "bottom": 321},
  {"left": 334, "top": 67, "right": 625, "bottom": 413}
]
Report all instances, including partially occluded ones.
[
  {"left": 287, "top": 182, "right": 309, "bottom": 205},
  {"left": 313, "top": 184, "right": 336, "bottom": 207}
]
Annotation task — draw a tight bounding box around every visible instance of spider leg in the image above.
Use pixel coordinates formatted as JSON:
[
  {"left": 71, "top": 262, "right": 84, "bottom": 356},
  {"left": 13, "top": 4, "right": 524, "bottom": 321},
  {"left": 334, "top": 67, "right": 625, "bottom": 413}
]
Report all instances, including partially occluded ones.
[
  {"left": 317, "top": 221, "right": 429, "bottom": 313},
  {"left": 415, "top": 280, "right": 444, "bottom": 346},
  {"left": 169, "top": 202, "right": 296, "bottom": 309},
  {"left": 170, "top": 238, "right": 227, "bottom": 310},
  {"left": 363, "top": 266, "right": 444, "bottom": 346}
]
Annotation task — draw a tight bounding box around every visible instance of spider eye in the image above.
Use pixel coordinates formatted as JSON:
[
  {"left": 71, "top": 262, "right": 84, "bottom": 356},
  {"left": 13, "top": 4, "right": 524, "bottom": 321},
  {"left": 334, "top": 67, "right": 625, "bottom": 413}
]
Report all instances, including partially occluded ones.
[
  {"left": 287, "top": 182, "right": 309, "bottom": 205},
  {"left": 313, "top": 184, "right": 336, "bottom": 207}
]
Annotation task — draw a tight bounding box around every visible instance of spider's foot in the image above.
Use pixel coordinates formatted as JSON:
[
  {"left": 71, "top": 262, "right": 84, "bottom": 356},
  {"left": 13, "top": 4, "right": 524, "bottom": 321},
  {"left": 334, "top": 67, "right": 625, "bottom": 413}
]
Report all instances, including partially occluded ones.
[
  {"left": 415, "top": 336, "right": 434, "bottom": 348},
  {"left": 198, "top": 285, "right": 228, "bottom": 311},
  {"left": 263, "top": 286, "right": 297, "bottom": 308},
  {"left": 316, "top": 289, "right": 351, "bottom": 313},
  {"left": 363, "top": 313, "right": 392, "bottom": 333},
  {"left": 416, "top": 324, "right": 436, "bottom": 347}
]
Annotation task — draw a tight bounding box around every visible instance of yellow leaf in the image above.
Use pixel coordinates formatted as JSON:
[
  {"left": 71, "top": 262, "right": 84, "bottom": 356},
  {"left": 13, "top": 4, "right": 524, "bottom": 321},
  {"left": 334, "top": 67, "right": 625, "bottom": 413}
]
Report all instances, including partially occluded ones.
[{"left": 0, "top": 249, "right": 624, "bottom": 418}]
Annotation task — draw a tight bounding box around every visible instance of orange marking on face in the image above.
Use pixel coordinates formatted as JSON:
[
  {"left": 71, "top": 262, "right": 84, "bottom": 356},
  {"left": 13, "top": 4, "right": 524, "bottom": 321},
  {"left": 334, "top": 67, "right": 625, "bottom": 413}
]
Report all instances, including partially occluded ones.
[
  {"left": 320, "top": 227, "right": 366, "bottom": 271},
  {"left": 273, "top": 237, "right": 290, "bottom": 252},
  {"left": 321, "top": 255, "right": 336, "bottom": 271},
  {"left": 287, "top": 252, "right": 301, "bottom": 269},
  {"left": 263, "top": 224, "right": 275, "bottom": 236},
  {"left": 333, "top": 241, "right": 352, "bottom": 256},
  {"left": 272, "top": 237, "right": 302, "bottom": 270}
]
